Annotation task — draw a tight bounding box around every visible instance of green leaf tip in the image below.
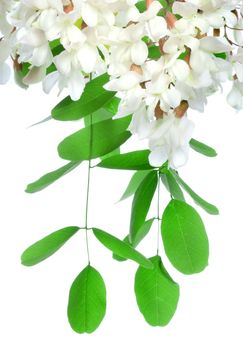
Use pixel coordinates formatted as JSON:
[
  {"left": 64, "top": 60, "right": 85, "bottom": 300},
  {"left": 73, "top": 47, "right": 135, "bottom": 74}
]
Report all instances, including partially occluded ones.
[
  {"left": 119, "top": 170, "right": 152, "bottom": 202},
  {"left": 92, "top": 227, "right": 153, "bottom": 269},
  {"left": 190, "top": 138, "right": 217, "bottom": 157},
  {"left": 113, "top": 218, "right": 155, "bottom": 262},
  {"left": 129, "top": 171, "right": 158, "bottom": 244},
  {"left": 170, "top": 170, "right": 219, "bottom": 215},
  {"left": 97, "top": 150, "right": 153, "bottom": 171},
  {"left": 21, "top": 226, "right": 80, "bottom": 266},
  {"left": 51, "top": 73, "right": 115, "bottom": 121},
  {"left": 58, "top": 116, "right": 131, "bottom": 161},
  {"left": 25, "top": 161, "right": 81, "bottom": 193}
]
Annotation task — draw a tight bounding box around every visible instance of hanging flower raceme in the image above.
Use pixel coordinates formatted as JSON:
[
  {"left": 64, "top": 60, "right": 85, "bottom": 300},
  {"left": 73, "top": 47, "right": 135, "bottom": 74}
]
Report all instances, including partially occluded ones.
[
  {"left": 1, "top": 0, "right": 242, "bottom": 168},
  {"left": 1, "top": 0, "right": 243, "bottom": 334}
]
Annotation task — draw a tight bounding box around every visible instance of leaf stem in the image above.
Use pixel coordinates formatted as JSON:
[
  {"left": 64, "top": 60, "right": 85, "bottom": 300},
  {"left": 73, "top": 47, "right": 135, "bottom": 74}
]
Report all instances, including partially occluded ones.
[
  {"left": 84, "top": 112, "right": 93, "bottom": 265},
  {"left": 156, "top": 171, "right": 161, "bottom": 255},
  {"left": 85, "top": 161, "right": 91, "bottom": 264}
]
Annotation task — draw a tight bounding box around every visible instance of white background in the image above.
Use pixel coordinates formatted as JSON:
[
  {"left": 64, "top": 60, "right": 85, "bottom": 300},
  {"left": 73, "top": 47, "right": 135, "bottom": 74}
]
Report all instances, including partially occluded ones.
[{"left": 1, "top": 78, "right": 243, "bottom": 349}]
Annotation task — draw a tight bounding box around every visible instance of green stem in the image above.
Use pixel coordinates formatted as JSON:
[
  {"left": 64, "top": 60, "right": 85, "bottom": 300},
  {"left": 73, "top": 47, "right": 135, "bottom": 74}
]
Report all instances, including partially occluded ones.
[
  {"left": 156, "top": 171, "right": 161, "bottom": 255},
  {"left": 84, "top": 113, "right": 93, "bottom": 265},
  {"left": 85, "top": 163, "right": 91, "bottom": 264}
]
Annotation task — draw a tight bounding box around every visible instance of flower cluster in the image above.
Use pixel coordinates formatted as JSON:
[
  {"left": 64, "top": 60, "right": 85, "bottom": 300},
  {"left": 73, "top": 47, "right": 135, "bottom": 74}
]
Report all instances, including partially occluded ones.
[{"left": 1, "top": 0, "right": 243, "bottom": 168}]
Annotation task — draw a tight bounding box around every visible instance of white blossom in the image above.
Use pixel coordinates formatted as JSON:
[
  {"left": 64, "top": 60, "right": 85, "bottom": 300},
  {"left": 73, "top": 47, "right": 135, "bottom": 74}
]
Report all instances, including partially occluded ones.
[{"left": 0, "top": 0, "right": 243, "bottom": 168}]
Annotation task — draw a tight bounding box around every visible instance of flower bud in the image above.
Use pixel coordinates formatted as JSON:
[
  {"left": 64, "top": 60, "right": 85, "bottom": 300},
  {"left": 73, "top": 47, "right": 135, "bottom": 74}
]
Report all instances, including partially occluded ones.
[
  {"left": 64, "top": 1, "right": 74, "bottom": 13},
  {"left": 159, "top": 36, "right": 169, "bottom": 54},
  {"left": 166, "top": 12, "right": 177, "bottom": 29},
  {"left": 130, "top": 64, "right": 143, "bottom": 75},
  {"left": 146, "top": 0, "right": 153, "bottom": 9},
  {"left": 155, "top": 102, "right": 164, "bottom": 119},
  {"left": 175, "top": 100, "right": 189, "bottom": 118}
]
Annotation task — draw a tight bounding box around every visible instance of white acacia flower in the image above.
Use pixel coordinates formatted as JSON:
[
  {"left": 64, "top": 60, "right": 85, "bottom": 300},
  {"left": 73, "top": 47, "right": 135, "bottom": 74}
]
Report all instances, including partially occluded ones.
[
  {"left": 17, "top": 27, "right": 53, "bottom": 67},
  {"left": 108, "top": 23, "right": 148, "bottom": 76},
  {"left": 148, "top": 112, "right": 195, "bottom": 169},
  {"left": 139, "top": 1, "right": 168, "bottom": 41},
  {"left": 163, "top": 18, "right": 199, "bottom": 55},
  {"left": 0, "top": 0, "right": 243, "bottom": 170},
  {"left": 145, "top": 73, "right": 182, "bottom": 113},
  {"left": 128, "top": 102, "right": 154, "bottom": 139},
  {"left": 73, "top": 0, "right": 116, "bottom": 27},
  {"left": 188, "top": 37, "right": 232, "bottom": 88}
]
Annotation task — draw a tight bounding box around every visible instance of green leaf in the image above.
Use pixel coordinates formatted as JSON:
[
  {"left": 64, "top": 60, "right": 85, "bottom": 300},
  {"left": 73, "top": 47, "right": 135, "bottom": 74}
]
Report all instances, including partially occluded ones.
[
  {"left": 27, "top": 116, "right": 52, "bottom": 129},
  {"left": 160, "top": 172, "right": 185, "bottom": 201},
  {"left": 119, "top": 170, "right": 152, "bottom": 201},
  {"left": 170, "top": 170, "right": 219, "bottom": 215},
  {"left": 130, "top": 171, "right": 158, "bottom": 244},
  {"left": 92, "top": 228, "right": 153, "bottom": 269},
  {"left": 21, "top": 226, "right": 80, "bottom": 266},
  {"left": 25, "top": 161, "right": 81, "bottom": 193},
  {"left": 51, "top": 43, "right": 64, "bottom": 57},
  {"left": 136, "top": 1, "right": 146, "bottom": 12},
  {"left": 113, "top": 218, "right": 155, "bottom": 262},
  {"left": 214, "top": 52, "right": 227, "bottom": 60},
  {"left": 83, "top": 97, "right": 120, "bottom": 127},
  {"left": 190, "top": 138, "right": 217, "bottom": 157},
  {"left": 161, "top": 200, "right": 209, "bottom": 274},
  {"left": 148, "top": 46, "right": 161, "bottom": 59},
  {"left": 83, "top": 108, "right": 111, "bottom": 127},
  {"left": 104, "top": 96, "right": 120, "bottom": 115},
  {"left": 52, "top": 74, "right": 116, "bottom": 121},
  {"left": 68, "top": 265, "right": 106, "bottom": 334},
  {"left": 97, "top": 150, "right": 154, "bottom": 170},
  {"left": 58, "top": 116, "right": 131, "bottom": 161},
  {"left": 99, "top": 147, "right": 120, "bottom": 161},
  {"left": 135, "top": 256, "right": 180, "bottom": 327}
]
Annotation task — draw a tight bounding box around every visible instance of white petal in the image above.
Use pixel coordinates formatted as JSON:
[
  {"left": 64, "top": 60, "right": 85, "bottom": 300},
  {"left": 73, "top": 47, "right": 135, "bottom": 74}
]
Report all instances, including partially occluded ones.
[
  {"left": 170, "top": 146, "right": 188, "bottom": 169},
  {"left": 147, "top": 17, "right": 167, "bottom": 41},
  {"left": 163, "top": 37, "right": 179, "bottom": 54},
  {"left": 128, "top": 103, "right": 153, "bottom": 139},
  {"left": 131, "top": 41, "right": 148, "bottom": 65},
  {"left": 0, "top": 62, "right": 10, "bottom": 84},
  {"left": 81, "top": 3, "right": 98, "bottom": 27},
  {"left": 234, "top": 62, "right": 243, "bottom": 83},
  {"left": 38, "top": 9, "right": 57, "bottom": 31},
  {"left": 200, "top": 37, "right": 231, "bottom": 53},
  {"left": 104, "top": 72, "right": 141, "bottom": 91},
  {"left": 31, "top": 44, "right": 52, "bottom": 67},
  {"left": 172, "top": 2, "right": 198, "bottom": 17},
  {"left": 23, "top": 66, "right": 46, "bottom": 85},
  {"left": 17, "top": 28, "right": 46, "bottom": 47},
  {"left": 68, "top": 72, "right": 85, "bottom": 101},
  {"left": 190, "top": 50, "right": 208, "bottom": 72},
  {"left": 183, "top": 36, "right": 200, "bottom": 51},
  {"left": 0, "top": 41, "right": 11, "bottom": 63},
  {"left": 234, "top": 19, "right": 243, "bottom": 46},
  {"left": 140, "top": 1, "right": 162, "bottom": 21},
  {"left": 227, "top": 84, "right": 243, "bottom": 110},
  {"left": 149, "top": 146, "right": 169, "bottom": 167},
  {"left": 78, "top": 44, "right": 97, "bottom": 73},
  {"left": 162, "top": 86, "right": 181, "bottom": 108},
  {"left": 43, "top": 71, "right": 59, "bottom": 94},
  {"left": 171, "top": 59, "right": 190, "bottom": 81},
  {"left": 54, "top": 51, "right": 72, "bottom": 76}
]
